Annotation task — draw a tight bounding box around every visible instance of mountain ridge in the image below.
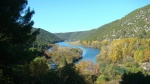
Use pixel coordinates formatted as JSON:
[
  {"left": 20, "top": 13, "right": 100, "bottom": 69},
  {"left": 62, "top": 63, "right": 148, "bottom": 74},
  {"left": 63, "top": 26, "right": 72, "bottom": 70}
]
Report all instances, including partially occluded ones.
[
  {"left": 55, "top": 4, "right": 150, "bottom": 41},
  {"left": 33, "top": 28, "right": 63, "bottom": 50}
]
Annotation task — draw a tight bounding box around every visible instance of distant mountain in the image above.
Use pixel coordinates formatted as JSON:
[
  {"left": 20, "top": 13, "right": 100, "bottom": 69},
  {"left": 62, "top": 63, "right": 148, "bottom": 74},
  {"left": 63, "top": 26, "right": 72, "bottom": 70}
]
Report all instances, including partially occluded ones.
[
  {"left": 33, "top": 28, "right": 63, "bottom": 50},
  {"left": 55, "top": 30, "right": 91, "bottom": 41},
  {"left": 56, "top": 4, "right": 150, "bottom": 41}
]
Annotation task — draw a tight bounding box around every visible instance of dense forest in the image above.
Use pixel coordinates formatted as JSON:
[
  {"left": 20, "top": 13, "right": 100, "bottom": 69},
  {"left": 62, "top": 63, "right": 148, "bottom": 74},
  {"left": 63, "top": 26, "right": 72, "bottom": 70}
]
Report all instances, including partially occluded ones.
[
  {"left": 32, "top": 28, "right": 63, "bottom": 51},
  {"left": 0, "top": 0, "right": 150, "bottom": 84}
]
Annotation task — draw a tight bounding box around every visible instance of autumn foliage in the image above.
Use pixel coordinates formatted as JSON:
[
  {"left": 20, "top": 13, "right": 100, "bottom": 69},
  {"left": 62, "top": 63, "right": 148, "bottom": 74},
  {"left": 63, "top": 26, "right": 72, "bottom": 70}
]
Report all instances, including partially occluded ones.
[{"left": 97, "top": 38, "right": 150, "bottom": 63}]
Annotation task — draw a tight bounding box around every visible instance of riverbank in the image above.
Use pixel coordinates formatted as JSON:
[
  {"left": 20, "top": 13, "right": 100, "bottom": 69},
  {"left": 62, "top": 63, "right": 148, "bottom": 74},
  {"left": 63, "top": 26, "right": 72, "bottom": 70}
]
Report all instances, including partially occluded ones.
[
  {"left": 67, "top": 40, "right": 103, "bottom": 49},
  {"left": 67, "top": 40, "right": 81, "bottom": 45}
]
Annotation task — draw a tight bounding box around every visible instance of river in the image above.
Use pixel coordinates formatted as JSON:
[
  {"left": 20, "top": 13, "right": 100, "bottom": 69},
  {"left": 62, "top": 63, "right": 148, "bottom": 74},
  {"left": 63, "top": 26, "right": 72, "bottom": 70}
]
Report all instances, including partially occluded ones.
[{"left": 56, "top": 41, "right": 100, "bottom": 64}]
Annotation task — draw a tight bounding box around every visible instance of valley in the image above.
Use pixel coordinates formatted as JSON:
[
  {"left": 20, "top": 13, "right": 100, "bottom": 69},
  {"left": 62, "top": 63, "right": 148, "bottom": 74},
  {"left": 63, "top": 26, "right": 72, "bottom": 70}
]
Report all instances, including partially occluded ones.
[
  {"left": 30, "top": 4, "right": 150, "bottom": 84},
  {"left": 0, "top": 1, "right": 150, "bottom": 84},
  {"left": 54, "top": 4, "right": 150, "bottom": 83}
]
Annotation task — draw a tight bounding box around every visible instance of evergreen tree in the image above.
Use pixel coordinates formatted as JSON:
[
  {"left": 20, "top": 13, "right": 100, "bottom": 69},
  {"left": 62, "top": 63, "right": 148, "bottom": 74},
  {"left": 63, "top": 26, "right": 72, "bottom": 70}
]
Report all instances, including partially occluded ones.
[{"left": 0, "top": 0, "right": 39, "bottom": 83}]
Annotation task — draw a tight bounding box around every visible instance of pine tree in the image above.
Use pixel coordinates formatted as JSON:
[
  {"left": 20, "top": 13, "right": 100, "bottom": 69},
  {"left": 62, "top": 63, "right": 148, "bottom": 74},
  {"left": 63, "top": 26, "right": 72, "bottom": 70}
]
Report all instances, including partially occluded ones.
[
  {"left": 0, "top": 0, "right": 39, "bottom": 83},
  {"left": 0, "top": 0, "right": 39, "bottom": 65}
]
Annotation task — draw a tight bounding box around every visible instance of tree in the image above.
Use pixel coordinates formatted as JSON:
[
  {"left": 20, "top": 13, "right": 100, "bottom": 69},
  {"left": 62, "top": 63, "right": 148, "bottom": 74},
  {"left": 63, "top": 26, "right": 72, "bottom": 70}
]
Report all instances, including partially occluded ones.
[
  {"left": 29, "top": 58, "right": 49, "bottom": 84},
  {"left": 120, "top": 72, "right": 150, "bottom": 84},
  {"left": 144, "top": 49, "right": 150, "bottom": 62},
  {"left": 76, "top": 61, "right": 100, "bottom": 84},
  {"left": 58, "top": 64, "right": 86, "bottom": 84},
  {"left": 134, "top": 50, "right": 145, "bottom": 63},
  {"left": 0, "top": 0, "right": 39, "bottom": 83},
  {"left": 0, "top": 0, "right": 39, "bottom": 65}
]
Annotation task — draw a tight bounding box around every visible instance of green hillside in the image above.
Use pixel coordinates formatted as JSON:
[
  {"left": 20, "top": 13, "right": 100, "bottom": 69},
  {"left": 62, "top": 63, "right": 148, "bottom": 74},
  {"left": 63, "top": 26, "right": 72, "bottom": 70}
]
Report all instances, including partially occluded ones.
[
  {"left": 56, "top": 4, "right": 150, "bottom": 41},
  {"left": 55, "top": 30, "right": 94, "bottom": 41},
  {"left": 33, "top": 28, "right": 63, "bottom": 50}
]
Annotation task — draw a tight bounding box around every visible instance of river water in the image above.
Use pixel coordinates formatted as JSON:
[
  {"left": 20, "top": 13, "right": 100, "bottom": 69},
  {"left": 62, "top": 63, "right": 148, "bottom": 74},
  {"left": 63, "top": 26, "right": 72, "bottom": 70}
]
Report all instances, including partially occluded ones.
[{"left": 56, "top": 41, "right": 100, "bottom": 64}]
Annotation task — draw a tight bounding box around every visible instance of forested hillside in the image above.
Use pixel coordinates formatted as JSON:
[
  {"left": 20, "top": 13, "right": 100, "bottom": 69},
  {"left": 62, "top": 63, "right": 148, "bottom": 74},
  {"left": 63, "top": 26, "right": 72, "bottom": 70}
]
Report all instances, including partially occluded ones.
[
  {"left": 55, "top": 29, "right": 99, "bottom": 41},
  {"left": 56, "top": 4, "right": 150, "bottom": 41},
  {"left": 55, "top": 30, "right": 90, "bottom": 40},
  {"left": 33, "top": 28, "right": 63, "bottom": 50}
]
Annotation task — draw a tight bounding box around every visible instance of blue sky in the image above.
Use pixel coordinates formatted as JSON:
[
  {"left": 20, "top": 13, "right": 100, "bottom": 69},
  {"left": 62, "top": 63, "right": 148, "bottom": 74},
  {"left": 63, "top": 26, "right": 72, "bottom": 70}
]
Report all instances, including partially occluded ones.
[{"left": 28, "top": 0, "right": 150, "bottom": 33}]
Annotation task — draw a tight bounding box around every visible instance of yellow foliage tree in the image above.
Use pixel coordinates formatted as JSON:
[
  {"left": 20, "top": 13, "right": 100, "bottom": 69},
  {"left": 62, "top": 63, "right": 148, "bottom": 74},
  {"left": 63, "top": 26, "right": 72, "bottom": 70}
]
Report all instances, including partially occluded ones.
[
  {"left": 144, "top": 49, "right": 150, "bottom": 62},
  {"left": 134, "top": 50, "right": 145, "bottom": 63}
]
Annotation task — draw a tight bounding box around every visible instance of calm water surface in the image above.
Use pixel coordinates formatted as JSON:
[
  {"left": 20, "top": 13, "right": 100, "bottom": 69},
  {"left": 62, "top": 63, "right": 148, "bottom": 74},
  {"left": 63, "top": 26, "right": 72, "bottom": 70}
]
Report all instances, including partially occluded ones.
[{"left": 56, "top": 41, "right": 100, "bottom": 63}]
